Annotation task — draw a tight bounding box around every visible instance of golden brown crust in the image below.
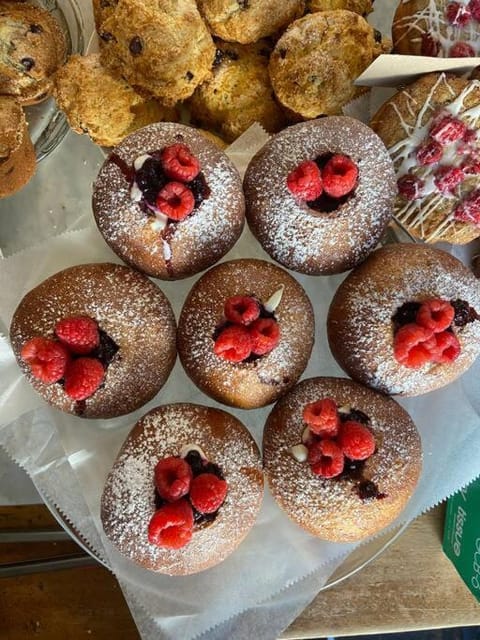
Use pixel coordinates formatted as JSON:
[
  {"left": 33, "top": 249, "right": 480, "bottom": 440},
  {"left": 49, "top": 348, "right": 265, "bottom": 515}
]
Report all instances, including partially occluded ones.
[
  {"left": 177, "top": 259, "right": 315, "bottom": 409},
  {"left": 101, "top": 404, "right": 264, "bottom": 575},
  {"left": 306, "top": 0, "right": 372, "bottom": 15},
  {"left": 0, "top": 95, "right": 35, "bottom": 197},
  {"left": 327, "top": 244, "right": 480, "bottom": 396},
  {"left": 263, "top": 377, "right": 422, "bottom": 542},
  {"left": 9, "top": 263, "right": 177, "bottom": 419},
  {"left": 92, "top": 0, "right": 119, "bottom": 32}
]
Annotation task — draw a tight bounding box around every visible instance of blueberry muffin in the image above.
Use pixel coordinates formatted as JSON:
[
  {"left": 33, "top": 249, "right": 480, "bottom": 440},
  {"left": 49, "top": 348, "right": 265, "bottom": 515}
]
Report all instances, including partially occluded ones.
[
  {"left": 306, "top": 0, "right": 372, "bottom": 16},
  {"left": 189, "top": 40, "right": 287, "bottom": 143},
  {"left": 0, "top": 1, "right": 66, "bottom": 104},
  {"left": 0, "top": 95, "right": 36, "bottom": 197},
  {"left": 269, "top": 11, "right": 390, "bottom": 119}
]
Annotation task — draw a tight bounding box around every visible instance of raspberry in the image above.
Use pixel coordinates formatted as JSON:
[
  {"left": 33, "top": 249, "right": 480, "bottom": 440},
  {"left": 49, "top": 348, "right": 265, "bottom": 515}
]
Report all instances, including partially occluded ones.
[
  {"left": 189, "top": 473, "right": 228, "bottom": 514},
  {"left": 445, "top": 2, "right": 472, "bottom": 25},
  {"left": 20, "top": 337, "right": 69, "bottom": 384},
  {"left": 321, "top": 154, "right": 358, "bottom": 198},
  {"left": 302, "top": 398, "right": 340, "bottom": 437},
  {"left": 469, "top": 0, "right": 480, "bottom": 20},
  {"left": 214, "top": 325, "right": 252, "bottom": 362},
  {"left": 434, "top": 166, "right": 464, "bottom": 194},
  {"left": 463, "top": 128, "right": 478, "bottom": 144},
  {"left": 161, "top": 143, "right": 200, "bottom": 182},
  {"left": 416, "top": 139, "right": 443, "bottom": 166},
  {"left": 432, "top": 331, "right": 461, "bottom": 363},
  {"left": 462, "top": 158, "right": 480, "bottom": 175},
  {"left": 338, "top": 421, "right": 376, "bottom": 461},
  {"left": 307, "top": 440, "right": 344, "bottom": 478},
  {"left": 421, "top": 33, "right": 440, "bottom": 56},
  {"left": 287, "top": 160, "right": 323, "bottom": 201},
  {"left": 63, "top": 357, "right": 104, "bottom": 400},
  {"left": 224, "top": 296, "right": 260, "bottom": 325},
  {"left": 430, "top": 115, "right": 467, "bottom": 145},
  {"left": 397, "top": 174, "right": 424, "bottom": 200},
  {"left": 248, "top": 318, "right": 280, "bottom": 356},
  {"left": 54, "top": 316, "right": 99, "bottom": 355},
  {"left": 393, "top": 323, "right": 437, "bottom": 368},
  {"left": 148, "top": 499, "right": 194, "bottom": 549},
  {"left": 416, "top": 299, "right": 455, "bottom": 333},
  {"left": 154, "top": 456, "right": 192, "bottom": 502},
  {"left": 453, "top": 189, "right": 480, "bottom": 225},
  {"left": 156, "top": 182, "right": 195, "bottom": 221},
  {"left": 450, "top": 42, "right": 476, "bottom": 57}
]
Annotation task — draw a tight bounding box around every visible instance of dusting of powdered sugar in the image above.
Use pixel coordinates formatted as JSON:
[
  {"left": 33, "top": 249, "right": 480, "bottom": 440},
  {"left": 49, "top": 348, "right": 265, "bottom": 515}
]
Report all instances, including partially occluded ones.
[
  {"left": 263, "top": 377, "right": 422, "bottom": 542},
  {"left": 101, "top": 404, "right": 263, "bottom": 575},
  {"left": 243, "top": 116, "right": 397, "bottom": 275}
]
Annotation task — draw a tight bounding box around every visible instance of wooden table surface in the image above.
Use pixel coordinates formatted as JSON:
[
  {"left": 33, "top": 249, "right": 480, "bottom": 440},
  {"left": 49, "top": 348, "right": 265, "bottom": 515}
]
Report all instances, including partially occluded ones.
[{"left": 0, "top": 504, "right": 478, "bottom": 639}]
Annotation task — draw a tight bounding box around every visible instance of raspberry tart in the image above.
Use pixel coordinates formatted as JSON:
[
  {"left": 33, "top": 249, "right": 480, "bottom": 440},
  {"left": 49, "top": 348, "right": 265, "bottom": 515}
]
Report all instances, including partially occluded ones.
[
  {"left": 101, "top": 403, "right": 264, "bottom": 574},
  {"left": 10, "top": 263, "right": 176, "bottom": 418},
  {"left": 177, "top": 259, "right": 315, "bottom": 409},
  {"left": 263, "top": 377, "right": 422, "bottom": 542},
  {"left": 243, "top": 116, "right": 397, "bottom": 275},
  {"left": 92, "top": 123, "right": 245, "bottom": 280},
  {"left": 327, "top": 244, "right": 480, "bottom": 396}
]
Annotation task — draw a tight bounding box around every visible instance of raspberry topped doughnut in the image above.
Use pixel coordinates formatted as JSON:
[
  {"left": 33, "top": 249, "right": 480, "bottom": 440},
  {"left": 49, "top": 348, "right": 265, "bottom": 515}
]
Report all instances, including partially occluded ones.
[
  {"left": 177, "top": 259, "right": 315, "bottom": 409},
  {"left": 92, "top": 123, "right": 245, "bottom": 280},
  {"left": 327, "top": 244, "right": 480, "bottom": 396},
  {"left": 10, "top": 263, "right": 177, "bottom": 419},
  {"left": 101, "top": 403, "right": 264, "bottom": 574},
  {"left": 263, "top": 377, "right": 422, "bottom": 542},
  {"left": 244, "top": 117, "right": 397, "bottom": 275}
]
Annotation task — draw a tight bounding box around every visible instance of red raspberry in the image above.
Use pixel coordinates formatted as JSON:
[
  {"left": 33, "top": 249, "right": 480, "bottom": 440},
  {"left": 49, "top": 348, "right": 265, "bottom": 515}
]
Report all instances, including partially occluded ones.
[
  {"left": 416, "top": 299, "right": 455, "bottom": 333},
  {"left": 421, "top": 33, "right": 440, "bottom": 56},
  {"left": 469, "top": 0, "right": 480, "bottom": 19},
  {"left": 248, "top": 318, "right": 280, "bottom": 356},
  {"left": 154, "top": 456, "right": 192, "bottom": 502},
  {"left": 397, "top": 174, "right": 424, "bottom": 200},
  {"left": 308, "top": 439, "right": 344, "bottom": 478},
  {"left": 287, "top": 160, "right": 323, "bottom": 201},
  {"left": 214, "top": 325, "right": 252, "bottom": 363},
  {"left": 445, "top": 2, "right": 472, "bottom": 25},
  {"left": 20, "top": 337, "right": 69, "bottom": 384},
  {"left": 416, "top": 139, "right": 443, "bottom": 166},
  {"left": 302, "top": 398, "right": 340, "bottom": 437},
  {"left": 189, "top": 473, "right": 228, "bottom": 514},
  {"left": 156, "top": 182, "right": 195, "bottom": 221},
  {"left": 63, "top": 357, "right": 104, "bottom": 400},
  {"left": 224, "top": 296, "right": 260, "bottom": 325},
  {"left": 461, "top": 158, "right": 480, "bottom": 175},
  {"left": 54, "top": 316, "right": 99, "bottom": 355},
  {"left": 432, "top": 331, "right": 461, "bottom": 363},
  {"left": 321, "top": 154, "right": 358, "bottom": 198},
  {"left": 453, "top": 190, "right": 480, "bottom": 225},
  {"left": 430, "top": 115, "right": 467, "bottom": 145},
  {"left": 393, "top": 323, "right": 437, "bottom": 368},
  {"left": 434, "top": 166, "right": 464, "bottom": 194},
  {"left": 450, "top": 42, "right": 476, "bottom": 57},
  {"left": 161, "top": 143, "right": 200, "bottom": 182},
  {"left": 338, "top": 421, "right": 376, "bottom": 461},
  {"left": 463, "top": 128, "right": 478, "bottom": 144},
  {"left": 148, "top": 499, "right": 194, "bottom": 549}
]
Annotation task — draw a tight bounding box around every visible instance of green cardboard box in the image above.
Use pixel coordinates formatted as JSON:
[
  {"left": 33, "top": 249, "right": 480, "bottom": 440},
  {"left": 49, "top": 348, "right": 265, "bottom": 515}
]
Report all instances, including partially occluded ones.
[{"left": 443, "top": 475, "right": 480, "bottom": 602}]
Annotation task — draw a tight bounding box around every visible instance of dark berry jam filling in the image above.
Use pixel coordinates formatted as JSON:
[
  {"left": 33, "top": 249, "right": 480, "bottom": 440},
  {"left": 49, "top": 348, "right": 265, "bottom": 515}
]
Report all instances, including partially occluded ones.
[
  {"left": 356, "top": 480, "right": 386, "bottom": 501},
  {"left": 393, "top": 298, "right": 479, "bottom": 331},
  {"left": 392, "top": 301, "right": 421, "bottom": 331},
  {"left": 451, "top": 299, "right": 480, "bottom": 326}
]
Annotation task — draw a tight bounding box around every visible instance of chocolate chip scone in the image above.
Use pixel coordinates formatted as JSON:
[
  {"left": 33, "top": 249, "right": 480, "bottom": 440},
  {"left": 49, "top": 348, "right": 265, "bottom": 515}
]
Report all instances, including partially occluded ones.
[
  {"left": 0, "top": 95, "right": 36, "bottom": 197},
  {"left": 189, "top": 40, "right": 287, "bottom": 143},
  {"left": 306, "top": 0, "right": 373, "bottom": 17},
  {"left": 0, "top": 1, "right": 66, "bottom": 104},
  {"left": 99, "top": 0, "right": 215, "bottom": 106},
  {"left": 269, "top": 11, "right": 390, "bottom": 119}
]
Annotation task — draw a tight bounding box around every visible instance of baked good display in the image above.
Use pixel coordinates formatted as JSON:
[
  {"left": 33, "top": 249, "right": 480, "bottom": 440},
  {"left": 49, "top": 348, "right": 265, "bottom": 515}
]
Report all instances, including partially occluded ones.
[
  {"left": 197, "top": 0, "right": 305, "bottom": 44},
  {"left": 243, "top": 116, "right": 397, "bottom": 275},
  {"left": 10, "top": 263, "right": 177, "bottom": 419},
  {"left": 0, "top": 96, "right": 36, "bottom": 198},
  {"left": 263, "top": 377, "right": 422, "bottom": 542},
  {"left": 53, "top": 54, "right": 177, "bottom": 147},
  {"left": 393, "top": 0, "right": 480, "bottom": 57},
  {"left": 92, "top": 123, "right": 245, "bottom": 280},
  {"left": 0, "top": 1, "right": 66, "bottom": 105},
  {"left": 327, "top": 244, "right": 480, "bottom": 396},
  {"left": 269, "top": 11, "right": 390, "bottom": 119},
  {"left": 99, "top": 0, "right": 215, "bottom": 105},
  {"left": 371, "top": 72, "right": 480, "bottom": 244},
  {"left": 177, "top": 259, "right": 315, "bottom": 409},
  {"left": 189, "top": 40, "right": 287, "bottom": 143},
  {"left": 101, "top": 403, "right": 264, "bottom": 574},
  {"left": 305, "top": 0, "right": 373, "bottom": 16}
]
